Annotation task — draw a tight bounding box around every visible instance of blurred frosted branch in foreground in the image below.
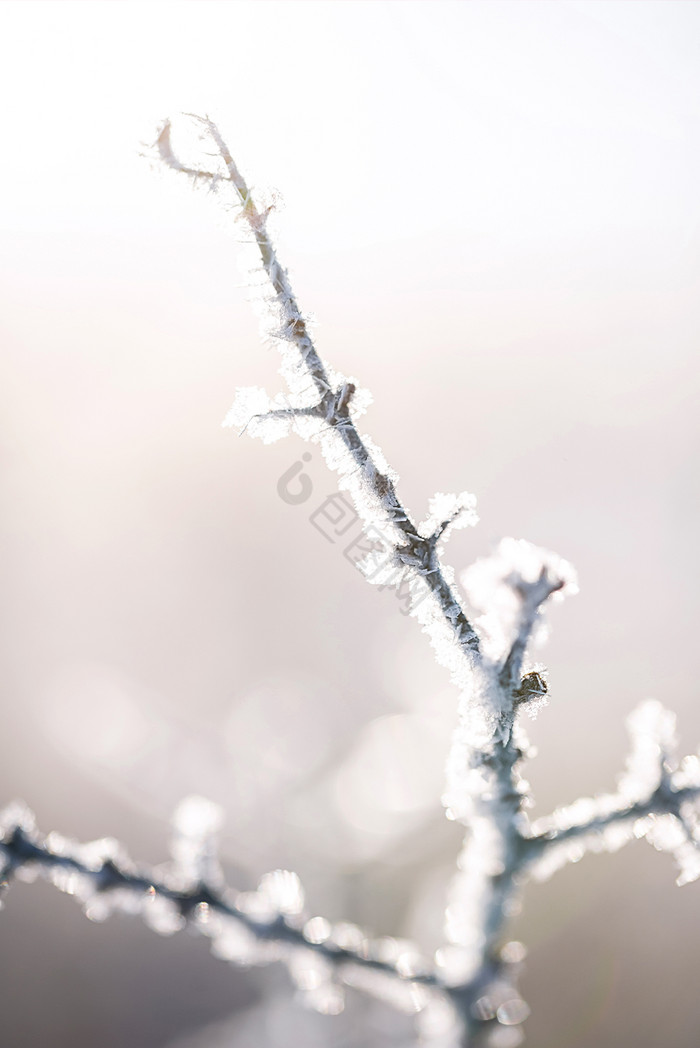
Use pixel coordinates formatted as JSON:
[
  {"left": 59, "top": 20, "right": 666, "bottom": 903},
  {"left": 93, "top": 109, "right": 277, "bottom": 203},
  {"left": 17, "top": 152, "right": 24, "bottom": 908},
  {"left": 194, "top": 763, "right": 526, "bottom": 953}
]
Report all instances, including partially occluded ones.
[
  {"left": 4, "top": 113, "right": 700, "bottom": 1047},
  {"left": 0, "top": 799, "right": 443, "bottom": 1019}
]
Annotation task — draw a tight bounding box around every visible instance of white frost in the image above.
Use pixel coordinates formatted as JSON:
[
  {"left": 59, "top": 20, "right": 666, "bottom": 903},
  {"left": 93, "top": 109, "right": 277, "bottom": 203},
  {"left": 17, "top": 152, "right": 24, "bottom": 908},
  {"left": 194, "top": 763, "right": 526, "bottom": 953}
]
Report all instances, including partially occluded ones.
[
  {"left": 418, "top": 491, "right": 479, "bottom": 540},
  {"left": 461, "top": 538, "right": 577, "bottom": 662}
]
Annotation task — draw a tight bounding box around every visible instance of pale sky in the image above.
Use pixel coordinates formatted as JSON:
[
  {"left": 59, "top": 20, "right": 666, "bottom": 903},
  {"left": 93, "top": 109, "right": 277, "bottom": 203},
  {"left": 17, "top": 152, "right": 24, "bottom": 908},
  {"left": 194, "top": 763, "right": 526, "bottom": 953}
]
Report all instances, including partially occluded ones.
[{"left": 2, "top": 1, "right": 699, "bottom": 253}]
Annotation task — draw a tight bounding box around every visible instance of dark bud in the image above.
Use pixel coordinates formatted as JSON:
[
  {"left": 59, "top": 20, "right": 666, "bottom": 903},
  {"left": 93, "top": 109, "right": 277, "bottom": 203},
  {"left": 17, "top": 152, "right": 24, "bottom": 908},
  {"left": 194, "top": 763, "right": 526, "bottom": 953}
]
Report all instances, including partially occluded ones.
[{"left": 514, "top": 671, "right": 548, "bottom": 704}]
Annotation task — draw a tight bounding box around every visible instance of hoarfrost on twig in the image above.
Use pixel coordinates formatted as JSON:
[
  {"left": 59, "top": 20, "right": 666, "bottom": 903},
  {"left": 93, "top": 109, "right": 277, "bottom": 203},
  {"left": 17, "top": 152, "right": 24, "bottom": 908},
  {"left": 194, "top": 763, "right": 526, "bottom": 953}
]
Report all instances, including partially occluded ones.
[{"left": 527, "top": 701, "right": 700, "bottom": 885}]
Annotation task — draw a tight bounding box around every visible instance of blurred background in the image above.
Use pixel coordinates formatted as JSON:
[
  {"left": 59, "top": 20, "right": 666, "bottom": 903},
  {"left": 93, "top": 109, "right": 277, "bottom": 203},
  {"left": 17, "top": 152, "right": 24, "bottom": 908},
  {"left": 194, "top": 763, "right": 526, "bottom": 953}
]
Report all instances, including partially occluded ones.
[{"left": 1, "top": 1, "right": 699, "bottom": 1045}]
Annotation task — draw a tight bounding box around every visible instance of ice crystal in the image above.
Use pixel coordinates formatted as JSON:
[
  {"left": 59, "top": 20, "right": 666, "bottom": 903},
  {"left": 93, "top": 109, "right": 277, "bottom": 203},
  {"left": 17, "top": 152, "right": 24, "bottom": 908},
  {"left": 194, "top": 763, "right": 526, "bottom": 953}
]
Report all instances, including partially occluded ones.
[
  {"left": 618, "top": 700, "right": 677, "bottom": 803},
  {"left": 209, "top": 916, "right": 258, "bottom": 966},
  {"left": 304, "top": 916, "right": 332, "bottom": 945},
  {"left": 674, "top": 805, "right": 700, "bottom": 886},
  {"left": 172, "top": 795, "right": 225, "bottom": 838},
  {"left": 142, "top": 892, "right": 186, "bottom": 936},
  {"left": 0, "top": 800, "right": 35, "bottom": 835},
  {"left": 418, "top": 491, "right": 479, "bottom": 541},
  {"left": 223, "top": 387, "right": 290, "bottom": 443},
  {"left": 258, "top": 869, "right": 305, "bottom": 917},
  {"left": 461, "top": 538, "right": 577, "bottom": 663},
  {"left": 171, "top": 794, "right": 225, "bottom": 888}
]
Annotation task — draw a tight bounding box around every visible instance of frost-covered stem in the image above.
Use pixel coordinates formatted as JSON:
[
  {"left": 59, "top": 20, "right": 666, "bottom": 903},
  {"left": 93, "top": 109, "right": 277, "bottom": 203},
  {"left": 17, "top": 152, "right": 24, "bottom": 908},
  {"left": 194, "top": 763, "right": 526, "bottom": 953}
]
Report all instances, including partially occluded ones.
[
  {"left": 520, "top": 701, "right": 700, "bottom": 887},
  {"left": 442, "top": 696, "right": 529, "bottom": 1045},
  {"left": 475, "top": 744, "right": 525, "bottom": 954},
  {"left": 438, "top": 563, "right": 573, "bottom": 1041},
  {"left": 0, "top": 818, "right": 441, "bottom": 996},
  {"left": 526, "top": 783, "right": 700, "bottom": 860},
  {"left": 156, "top": 116, "right": 481, "bottom": 666},
  {"left": 203, "top": 118, "right": 331, "bottom": 404},
  {"left": 499, "top": 571, "right": 564, "bottom": 693}
]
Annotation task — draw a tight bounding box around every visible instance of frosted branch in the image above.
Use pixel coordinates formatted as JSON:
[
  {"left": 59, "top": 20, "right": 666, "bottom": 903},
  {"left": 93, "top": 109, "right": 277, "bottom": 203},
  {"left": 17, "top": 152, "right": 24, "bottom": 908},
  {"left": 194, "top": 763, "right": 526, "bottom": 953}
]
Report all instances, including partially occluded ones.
[
  {"left": 0, "top": 800, "right": 534, "bottom": 1043},
  {"left": 154, "top": 119, "right": 225, "bottom": 187},
  {"left": 461, "top": 538, "right": 577, "bottom": 682},
  {"left": 0, "top": 802, "right": 442, "bottom": 1011},
  {"left": 418, "top": 492, "right": 479, "bottom": 546},
  {"left": 525, "top": 701, "right": 700, "bottom": 884},
  {"left": 155, "top": 114, "right": 483, "bottom": 682}
]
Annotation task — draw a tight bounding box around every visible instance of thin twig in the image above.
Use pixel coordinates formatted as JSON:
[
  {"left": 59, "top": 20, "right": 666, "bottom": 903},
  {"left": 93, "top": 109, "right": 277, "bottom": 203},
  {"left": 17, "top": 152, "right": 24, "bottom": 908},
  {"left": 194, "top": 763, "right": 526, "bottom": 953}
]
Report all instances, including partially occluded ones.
[
  {"left": 525, "top": 783, "right": 700, "bottom": 860},
  {"left": 157, "top": 115, "right": 482, "bottom": 663},
  {"left": 0, "top": 819, "right": 439, "bottom": 989}
]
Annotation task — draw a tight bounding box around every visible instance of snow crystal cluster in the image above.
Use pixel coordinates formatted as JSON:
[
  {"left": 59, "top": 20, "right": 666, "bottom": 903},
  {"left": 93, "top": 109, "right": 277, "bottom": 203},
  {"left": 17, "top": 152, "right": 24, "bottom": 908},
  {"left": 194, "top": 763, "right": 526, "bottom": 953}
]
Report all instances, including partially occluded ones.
[{"left": 461, "top": 538, "right": 578, "bottom": 668}]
